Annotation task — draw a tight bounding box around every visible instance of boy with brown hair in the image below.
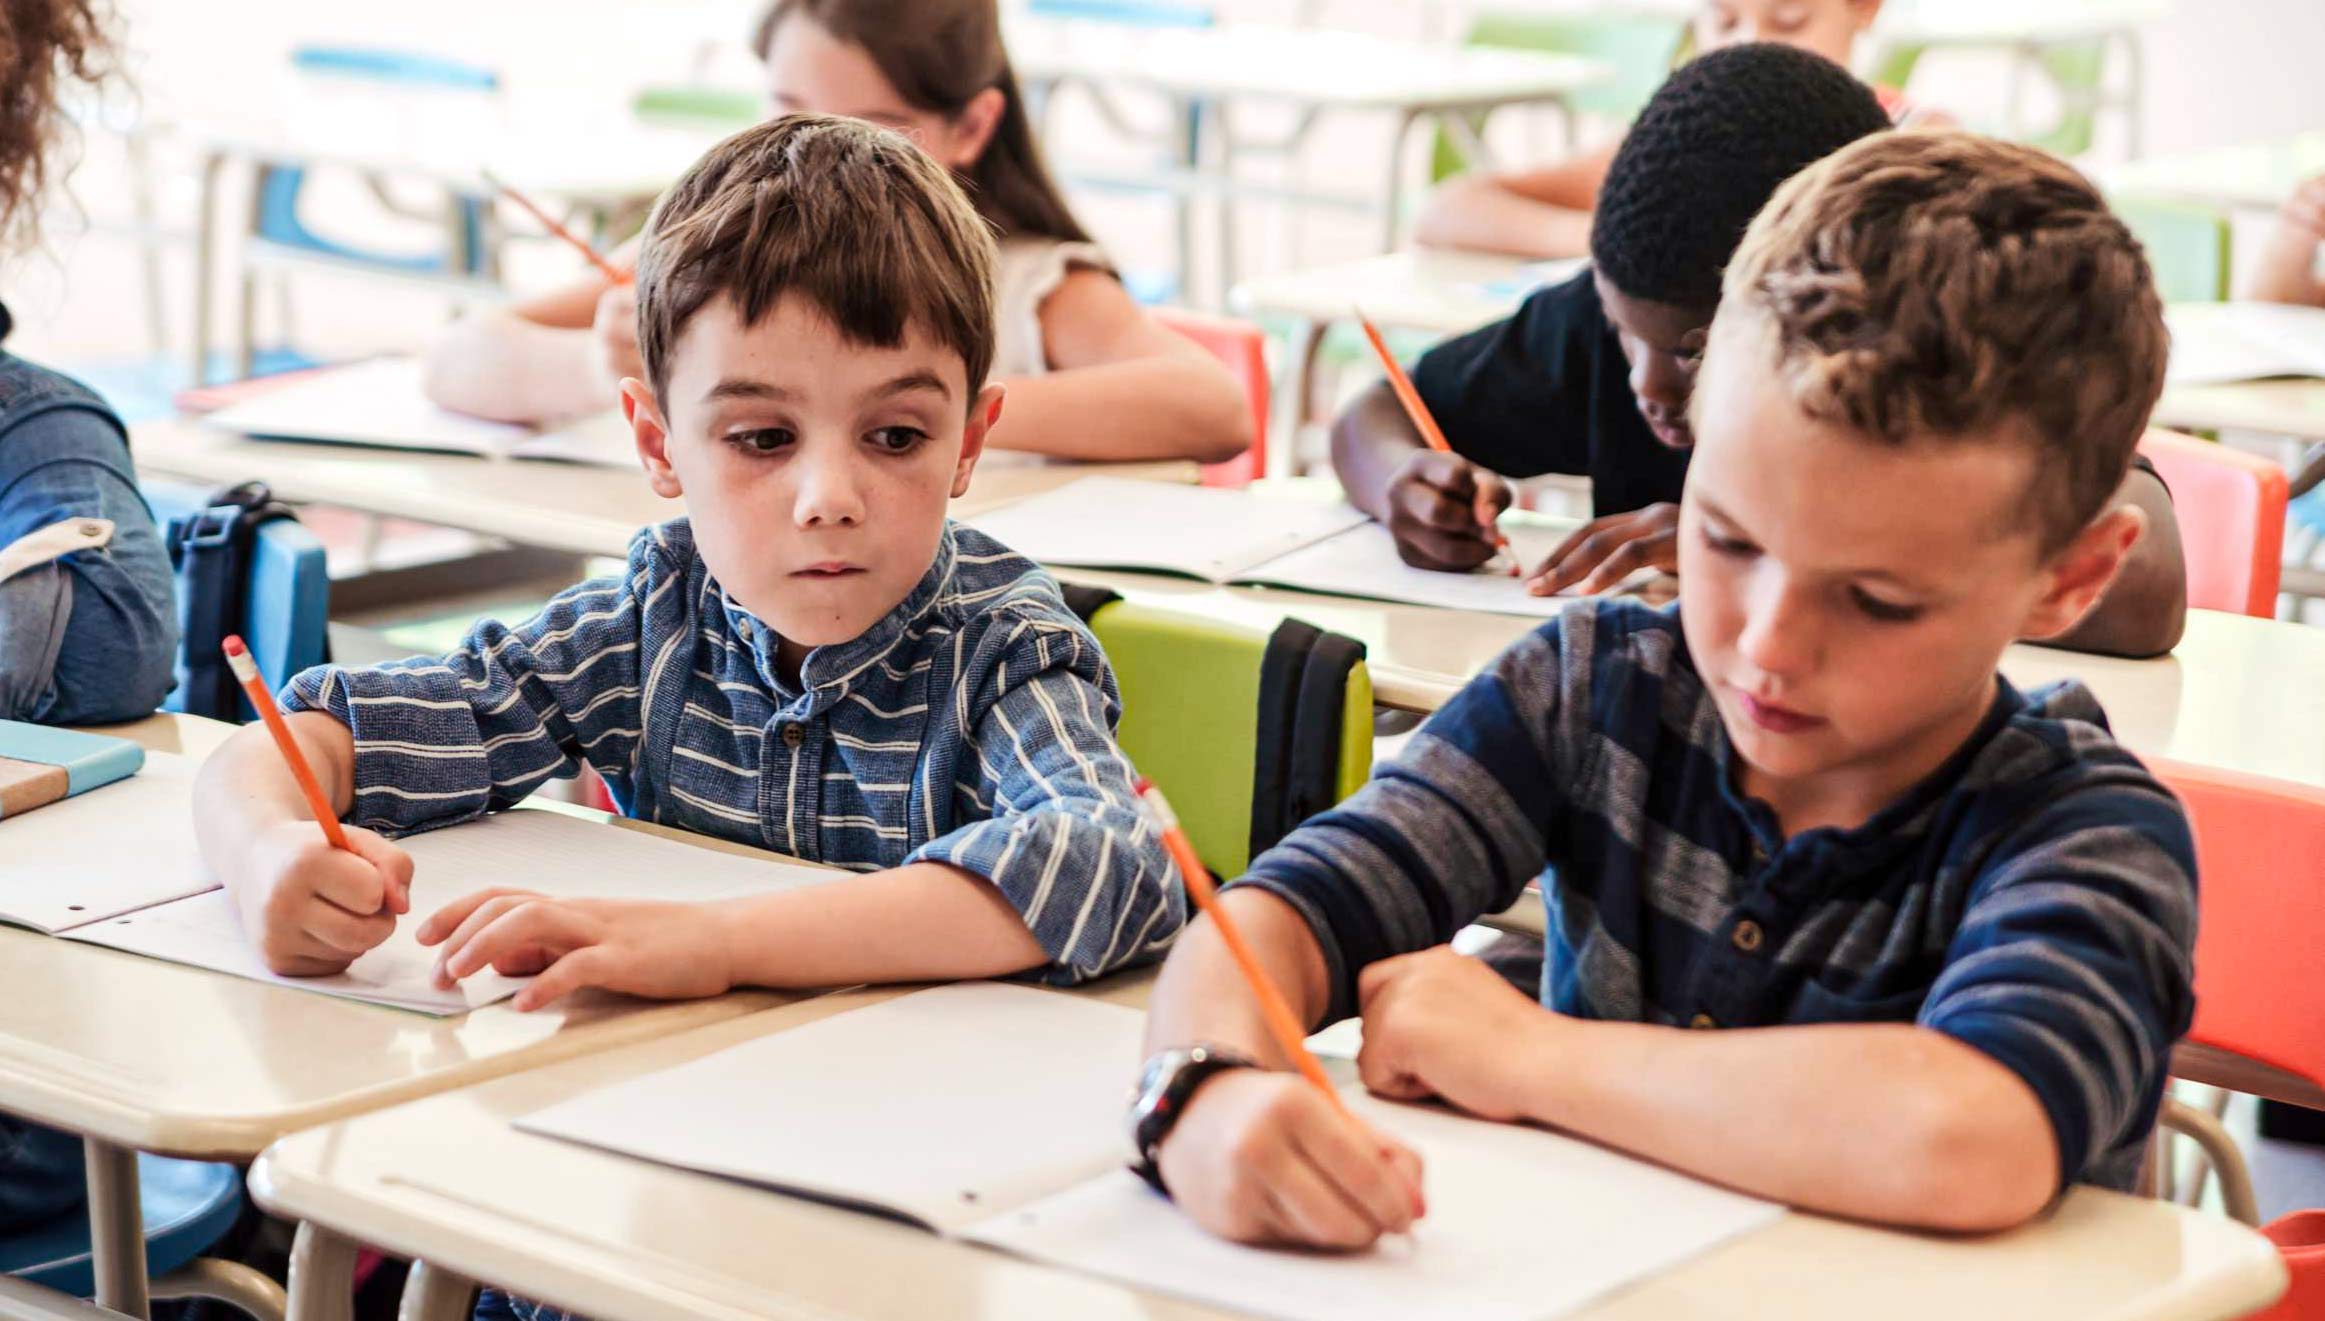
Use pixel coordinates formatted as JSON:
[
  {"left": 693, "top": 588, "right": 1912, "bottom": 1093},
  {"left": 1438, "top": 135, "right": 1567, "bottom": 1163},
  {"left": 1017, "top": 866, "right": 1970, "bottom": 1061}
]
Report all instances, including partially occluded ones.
[
  {"left": 193, "top": 114, "right": 1181, "bottom": 1009},
  {"left": 1128, "top": 132, "right": 2197, "bottom": 1248}
]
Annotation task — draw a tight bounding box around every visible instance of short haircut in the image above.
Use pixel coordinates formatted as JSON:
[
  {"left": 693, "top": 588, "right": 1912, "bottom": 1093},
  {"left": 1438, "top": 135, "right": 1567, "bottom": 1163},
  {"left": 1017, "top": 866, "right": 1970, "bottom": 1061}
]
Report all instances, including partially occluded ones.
[
  {"left": 636, "top": 113, "right": 998, "bottom": 405},
  {"left": 1591, "top": 43, "right": 1892, "bottom": 309},
  {"left": 1722, "top": 131, "right": 2167, "bottom": 552}
]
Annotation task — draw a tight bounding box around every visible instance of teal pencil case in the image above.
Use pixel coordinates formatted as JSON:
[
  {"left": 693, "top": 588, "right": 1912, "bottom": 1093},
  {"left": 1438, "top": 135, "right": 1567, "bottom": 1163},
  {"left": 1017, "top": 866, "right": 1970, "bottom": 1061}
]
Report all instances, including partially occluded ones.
[{"left": 0, "top": 720, "right": 145, "bottom": 820}]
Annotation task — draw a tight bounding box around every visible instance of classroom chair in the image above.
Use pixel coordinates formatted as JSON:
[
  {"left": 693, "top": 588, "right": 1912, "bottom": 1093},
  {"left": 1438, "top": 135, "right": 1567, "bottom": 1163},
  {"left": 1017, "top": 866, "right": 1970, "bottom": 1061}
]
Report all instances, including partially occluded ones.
[
  {"left": 145, "top": 480, "right": 331, "bottom": 722},
  {"left": 2118, "top": 196, "right": 2233, "bottom": 304},
  {"left": 2136, "top": 430, "right": 2289, "bottom": 618},
  {"left": 1152, "top": 307, "right": 1269, "bottom": 488},
  {"left": 1429, "top": 11, "right": 1689, "bottom": 183},
  {"left": 1061, "top": 587, "right": 1370, "bottom": 878},
  {"left": 2148, "top": 759, "right": 2325, "bottom": 1239},
  {"left": 221, "top": 46, "right": 505, "bottom": 382},
  {"left": 0, "top": 1152, "right": 281, "bottom": 1319},
  {"left": 1027, "top": 0, "right": 1212, "bottom": 25}
]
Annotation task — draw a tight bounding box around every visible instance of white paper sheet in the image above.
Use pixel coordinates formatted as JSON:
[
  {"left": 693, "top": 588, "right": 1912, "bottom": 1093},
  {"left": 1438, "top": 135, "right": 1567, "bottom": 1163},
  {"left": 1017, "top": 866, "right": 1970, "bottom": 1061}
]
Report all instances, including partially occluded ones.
[
  {"left": 968, "top": 1093, "right": 1785, "bottom": 1321},
  {"left": 202, "top": 357, "right": 635, "bottom": 466},
  {"left": 1235, "top": 519, "right": 1587, "bottom": 618},
  {"left": 66, "top": 807, "right": 840, "bottom": 1015},
  {"left": 0, "top": 754, "right": 211, "bottom": 934},
  {"left": 516, "top": 983, "right": 1146, "bottom": 1232},
  {"left": 2165, "top": 303, "right": 2325, "bottom": 386},
  {"left": 966, "top": 478, "right": 1372, "bottom": 582}
]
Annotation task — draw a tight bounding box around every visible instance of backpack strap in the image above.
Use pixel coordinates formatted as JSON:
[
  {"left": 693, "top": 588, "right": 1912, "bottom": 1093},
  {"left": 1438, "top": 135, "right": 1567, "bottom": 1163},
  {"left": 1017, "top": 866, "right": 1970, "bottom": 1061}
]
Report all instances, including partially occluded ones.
[
  {"left": 1058, "top": 582, "right": 1121, "bottom": 624},
  {"left": 1249, "top": 618, "right": 1321, "bottom": 861},
  {"left": 1284, "top": 631, "right": 1366, "bottom": 835},
  {"left": 167, "top": 481, "right": 298, "bottom": 720}
]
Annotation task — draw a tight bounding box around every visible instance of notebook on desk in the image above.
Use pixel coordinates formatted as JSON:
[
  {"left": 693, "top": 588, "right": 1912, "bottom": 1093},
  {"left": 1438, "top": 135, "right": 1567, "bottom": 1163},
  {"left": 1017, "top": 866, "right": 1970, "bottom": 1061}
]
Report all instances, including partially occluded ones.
[
  {"left": 201, "top": 357, "right": 637, "bottom": 467},
  {"left": 2165, "top": 303, "right": 2325, "bottom": 386},
  {"left": 515, "top": 983, "right": 1783, "bottom": 1321},
  {"left": 966, "top": 478, "right": 1585, "bottom": 619},
  {"left": 1, "top": 789, "right": 836, "bottom": 1014}
]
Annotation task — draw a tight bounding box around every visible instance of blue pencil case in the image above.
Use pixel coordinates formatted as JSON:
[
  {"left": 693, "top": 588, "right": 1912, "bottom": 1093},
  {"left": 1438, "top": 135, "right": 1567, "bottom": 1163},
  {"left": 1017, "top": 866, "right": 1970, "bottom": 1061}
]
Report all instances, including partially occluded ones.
[{"left": 0, "top": 721, "right": 145, "bottom": 821}]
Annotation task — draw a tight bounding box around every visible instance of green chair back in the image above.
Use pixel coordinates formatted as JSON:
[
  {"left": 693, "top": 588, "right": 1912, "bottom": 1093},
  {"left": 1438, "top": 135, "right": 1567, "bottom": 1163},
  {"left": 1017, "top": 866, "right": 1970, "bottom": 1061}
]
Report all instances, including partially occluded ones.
[
  {"left": 1082, "top": 598, "right": 1372, "bottom": 879},
  {"left": 631, "top": 85, "right": 763, "bottom": 130},
  {"left": 1865, "top": 36, "right": 2105, "bottom": 157},
  {"left": 2117, "top": 196, "right": 2232, "bottom": 304},
  {"left": 1430, "top": 12, "right": 1688, "bottom": 184}
]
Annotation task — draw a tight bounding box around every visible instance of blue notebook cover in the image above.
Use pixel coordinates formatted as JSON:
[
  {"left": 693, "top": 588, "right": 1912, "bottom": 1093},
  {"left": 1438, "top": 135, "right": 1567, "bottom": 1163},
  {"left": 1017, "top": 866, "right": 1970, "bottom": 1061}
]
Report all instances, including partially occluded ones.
[{"left": 0, "top": 721, "right": 145, "bottom": 819}]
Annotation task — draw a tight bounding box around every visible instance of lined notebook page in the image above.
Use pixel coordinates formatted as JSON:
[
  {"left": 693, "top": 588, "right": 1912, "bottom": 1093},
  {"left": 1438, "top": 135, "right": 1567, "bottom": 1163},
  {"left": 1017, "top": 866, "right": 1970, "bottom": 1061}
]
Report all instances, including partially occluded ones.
[
  {"left": 203, "top": 357, "right": 533, "bottom": 456},
  {"left": 2165, "top": 303, "right": 2325, "bottom": 385},
  {"left": 68, "top": 808, "right": 839, "bottom": 1014},
  {"left": 0, "top": 753, "right": 210, "bottom": 934},
  {"left": 966, "top": 478, "right": 1371, "bottom": 582},
  {"left": 516, "top": 983, "right": 1146, "bottom": 1233},
  {"left": 1235, "top": 519, "right": 1586, "bottom": 618},
  {"left": 968, "top": 1092, "right": 1785, "bottom": 1321}
]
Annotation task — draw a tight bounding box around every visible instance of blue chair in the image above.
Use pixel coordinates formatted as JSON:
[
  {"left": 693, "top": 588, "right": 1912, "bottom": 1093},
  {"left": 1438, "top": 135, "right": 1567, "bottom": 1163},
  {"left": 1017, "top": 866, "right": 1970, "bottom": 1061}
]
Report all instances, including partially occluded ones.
[
  {"left": 0, "top": 1152, "right": 278, "bottom": 1318},
  {"left": 1026, "top": 0, "right": 1212, "bottom": 25},
  {"left": 144, "top": 480, "right": 330, "bottom": 722}
]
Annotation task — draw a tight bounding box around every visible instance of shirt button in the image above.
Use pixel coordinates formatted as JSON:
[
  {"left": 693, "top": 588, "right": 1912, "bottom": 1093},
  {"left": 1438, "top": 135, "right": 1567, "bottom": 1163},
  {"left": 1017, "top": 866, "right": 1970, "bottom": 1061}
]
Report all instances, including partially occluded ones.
[
  {"left": 781, "top": 723, "right": 806, "bottom": 749},
  {"left": 1689, "top": 1012, "right": 1717, "bottom": 1030},
  {"left": 1732, "top": 919, "right": 1764, "bottom": 954}
]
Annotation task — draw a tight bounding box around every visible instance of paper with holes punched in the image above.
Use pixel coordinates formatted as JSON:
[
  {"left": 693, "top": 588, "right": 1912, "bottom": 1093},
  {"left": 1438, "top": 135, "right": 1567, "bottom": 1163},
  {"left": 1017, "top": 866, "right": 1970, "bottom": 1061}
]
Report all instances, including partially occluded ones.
[
  {"left": 516, "top": 983, "right": 1783, "bottom": 1320},
  {"left": 56, "top": 807, "right": 838, "bottom": 1014},
  {"left": 203, "top": 356, "right": 637, "bottom": 466},
  {"left": 0, "top": 753, "right": 209, "bottom": 934}
]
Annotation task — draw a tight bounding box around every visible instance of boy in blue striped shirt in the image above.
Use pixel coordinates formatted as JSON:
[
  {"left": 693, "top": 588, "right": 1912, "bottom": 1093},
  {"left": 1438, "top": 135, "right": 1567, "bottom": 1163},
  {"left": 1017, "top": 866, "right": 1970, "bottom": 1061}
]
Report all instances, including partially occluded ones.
[
  {"left": 1130, "top": 133, "right": 2196, "bottom": 1245},
  {"left": 192, "top": 114, "right": 1183, "bottom": 1008}
]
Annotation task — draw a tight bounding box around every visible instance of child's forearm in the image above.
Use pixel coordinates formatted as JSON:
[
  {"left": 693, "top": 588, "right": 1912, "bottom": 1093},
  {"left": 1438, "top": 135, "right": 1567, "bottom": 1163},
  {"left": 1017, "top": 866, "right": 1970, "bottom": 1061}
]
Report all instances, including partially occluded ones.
[
  {"left": 714, "top": 861, "right": 1049, "bottom": 988},
  {"left": 192, "top": 713, "right": 357, "bottom": 881},
  {"left": 1141, "top": 889, "right": 1335, "bottom": 1063},
  {"left": 1330, "top": 382, "right": 1430, "bottom": 521},
  {"left": 2246, "top": 220, "right": 2325, "bottom": 306},
  {"left": 983, "top": 360, "right": 1252, "bottom": 464},
  {"left": 420, "top": 312, "right": 609, "bottom": 424},
  {"left": 1411, "top": 173, "right": 1595, "bottom": 260},
  {"left": 1510, "top": 1016, "right": 2058, "bottom": 1230}
]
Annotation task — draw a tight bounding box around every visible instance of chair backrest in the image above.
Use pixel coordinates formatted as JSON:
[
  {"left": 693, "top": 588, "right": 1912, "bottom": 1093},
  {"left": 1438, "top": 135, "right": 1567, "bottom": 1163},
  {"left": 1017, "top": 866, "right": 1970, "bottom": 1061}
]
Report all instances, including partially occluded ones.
[
  {"left": 2155, "top": 757, "right": 2325, "bottom": 1096},
  {"left": 2026, "top": 37, "right": 2108, "bottom": 159},
  {"left": 632, "top": 84, "right": 763, "bottom": 130},
  {"left": 1026, "top": 0, "right": 1214, "bottom": 26},
  {"left": 143, "top": 480, "right": 330, "bottom": 720},
  {"left": 1151, "top": 306, "right": 1269, "bottom": 488},
  {"left": 1073, "top": 594, "right": 1371, "bottom": 878},
  {"left": 2137, "top": 430, "right": 2287, "bottom": 618},
  {"left": 1431, "top": 11, "right": 1687, "bottom": 182},
  {"left": 2118, "top": 196, "right": 2232, "bottom": 303}
]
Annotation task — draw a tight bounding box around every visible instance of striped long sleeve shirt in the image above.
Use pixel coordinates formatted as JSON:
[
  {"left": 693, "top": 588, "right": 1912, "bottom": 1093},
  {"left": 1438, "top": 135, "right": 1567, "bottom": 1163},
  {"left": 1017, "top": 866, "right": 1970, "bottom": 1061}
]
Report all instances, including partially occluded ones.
[
  {"left": 281, "top": 519, "right": 1185, "bottom": 984},
  {"left": 1233, "top": 599, "right": 2197, "bottom": 1193}
]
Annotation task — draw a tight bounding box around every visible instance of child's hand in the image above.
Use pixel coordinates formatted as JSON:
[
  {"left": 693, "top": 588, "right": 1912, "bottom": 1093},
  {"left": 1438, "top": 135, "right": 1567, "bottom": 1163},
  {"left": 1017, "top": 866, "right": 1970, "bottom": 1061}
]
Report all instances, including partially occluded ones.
[
  {"left": 417, "top": 890, "right": 736, "bottom": 1012},
  {"left": 237, "top": 823, "right": 412, "bottom": 977},
  {"left": 1356, "top": 946, "right": 1560, "bottom": 1123},
  {"left": 2281, "top": 176, "right": 2325, "bottom": 242},
  {"left": 1526, "top": 502, "right": 1679, "bottom": 596},
  {"left": 1384, "top": 449, "right": 1514, "bottom": 572},
  {"left": 1155, "top": 1068, "right": 1426, "bottom": 1250},
  {"left": 591, "top": 282, "right": 643, "bottom": 394}
]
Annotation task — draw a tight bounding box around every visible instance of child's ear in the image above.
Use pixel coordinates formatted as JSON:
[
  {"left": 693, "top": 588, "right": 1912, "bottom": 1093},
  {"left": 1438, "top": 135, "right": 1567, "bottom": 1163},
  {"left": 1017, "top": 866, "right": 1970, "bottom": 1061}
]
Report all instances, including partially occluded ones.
[
  {"left": 953, "top": 383, "right": 1005, "bottom": 500},
  {"left": 2020, "top": 505, "right": 2146, "bottom": 642},
  {"left": 622, "top": 378, "right": 685, "bottom": 500},
  {"left": 947, "top": 87, "right": 1008, "bottom": 169}
]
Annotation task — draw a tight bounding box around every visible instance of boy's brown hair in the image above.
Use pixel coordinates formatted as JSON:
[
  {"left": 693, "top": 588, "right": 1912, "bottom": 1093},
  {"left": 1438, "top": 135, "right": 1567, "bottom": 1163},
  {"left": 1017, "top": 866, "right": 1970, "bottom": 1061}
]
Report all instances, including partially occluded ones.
[
  {"left": 637, "top": 113, "right": 998, "bottom": 405},
  {"left": 1721, "top": 132, "right": 2167, "bottom": 553}
]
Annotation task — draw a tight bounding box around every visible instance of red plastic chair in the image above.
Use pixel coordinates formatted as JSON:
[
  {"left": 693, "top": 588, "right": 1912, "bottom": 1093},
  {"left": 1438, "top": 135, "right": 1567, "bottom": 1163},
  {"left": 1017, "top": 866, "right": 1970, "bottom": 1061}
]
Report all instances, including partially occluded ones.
[
  {"left": 1152, "top": 306, "right": 1267, "bottom": 488},
  {"left": 2138, "top": 429, "right": 2289, "bottom": 618}
]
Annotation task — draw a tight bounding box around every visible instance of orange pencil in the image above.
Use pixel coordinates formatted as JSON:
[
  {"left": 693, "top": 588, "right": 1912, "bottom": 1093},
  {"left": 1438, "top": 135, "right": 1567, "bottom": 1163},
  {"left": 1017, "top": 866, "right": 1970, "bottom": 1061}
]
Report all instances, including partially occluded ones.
[
  {"left": 223, "top": 635, "right": 350, "bottom": 852},
  {"left": 481, "top": 168, "right": 630, "bottom": 286},
  {"left": 1136, "top": 778, "right": 1359, "bottom": 1122},
  {"left": 1356, "top": 309, "right": 1520, "bottom": 577}
]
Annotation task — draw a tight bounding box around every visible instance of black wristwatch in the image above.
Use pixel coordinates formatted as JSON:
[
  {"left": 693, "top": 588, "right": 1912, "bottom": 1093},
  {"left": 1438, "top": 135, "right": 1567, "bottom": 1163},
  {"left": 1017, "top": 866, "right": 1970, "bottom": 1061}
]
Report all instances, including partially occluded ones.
[{"left": 1126, "top": 1044, "right": 1259, "bottom": 1196}]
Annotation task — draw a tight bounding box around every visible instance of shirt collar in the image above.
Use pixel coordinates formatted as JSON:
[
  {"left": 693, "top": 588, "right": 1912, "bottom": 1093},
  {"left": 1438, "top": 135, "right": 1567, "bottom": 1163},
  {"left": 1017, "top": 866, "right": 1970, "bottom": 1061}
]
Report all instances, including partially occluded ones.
[{"left": 717, "top": 524, "right": 960, "bottom": 707}]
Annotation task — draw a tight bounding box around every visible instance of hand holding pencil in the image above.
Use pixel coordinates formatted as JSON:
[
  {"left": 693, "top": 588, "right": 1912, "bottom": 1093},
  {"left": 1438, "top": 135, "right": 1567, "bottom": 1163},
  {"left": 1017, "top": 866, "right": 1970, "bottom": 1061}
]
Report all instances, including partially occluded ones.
[{"left": 1357, "top": 311, "right": 1520, "bottom": 578}]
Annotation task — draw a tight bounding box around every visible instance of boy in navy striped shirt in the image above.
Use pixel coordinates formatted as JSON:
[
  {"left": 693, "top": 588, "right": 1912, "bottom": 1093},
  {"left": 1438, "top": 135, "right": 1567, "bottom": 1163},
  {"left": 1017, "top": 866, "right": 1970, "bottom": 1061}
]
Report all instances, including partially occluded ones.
[
  {"left": 192, "top": 115, "right": 1182, "bottom": 1008},
  {"left": 1131, "top": 133, "right": 2196, "bottom": 1245}
]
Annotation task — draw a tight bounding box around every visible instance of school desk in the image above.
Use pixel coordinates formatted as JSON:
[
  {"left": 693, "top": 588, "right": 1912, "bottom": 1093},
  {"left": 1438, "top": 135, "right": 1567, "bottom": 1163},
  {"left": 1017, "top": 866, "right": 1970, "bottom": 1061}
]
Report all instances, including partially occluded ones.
[
  {"left": 128, "top": 418, "right": 1201, "bottom": 563},
  {"left": 2156, "top": 379, "right": 2325, "bottom": 446},
  {"left": 2105, "top": 131, "right": 2325, "bottom": 214},
  {"left": 0, "top": 713, "right": 829, "bottom": 1317},
  {"left": 246, "top": 980, "right": 2284, "bottom": 1321},
  {"left": 1006, "top": 16, "right": 1609, "bottom": 302}
]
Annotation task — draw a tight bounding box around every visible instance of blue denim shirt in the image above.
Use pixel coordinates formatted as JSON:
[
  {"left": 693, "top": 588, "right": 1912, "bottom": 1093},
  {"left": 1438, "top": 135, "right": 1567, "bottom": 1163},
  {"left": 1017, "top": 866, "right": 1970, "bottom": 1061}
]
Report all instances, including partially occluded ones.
[{"left": 0, "top": 302, "right": 177, "bottom": 723}]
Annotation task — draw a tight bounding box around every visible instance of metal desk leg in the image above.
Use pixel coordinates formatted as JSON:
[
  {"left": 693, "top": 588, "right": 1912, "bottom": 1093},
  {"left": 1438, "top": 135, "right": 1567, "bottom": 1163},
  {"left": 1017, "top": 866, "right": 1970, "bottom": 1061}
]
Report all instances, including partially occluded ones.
[
  {"left": 395, "top": 1262, "right": 478, "bottom": 1321},
  {"left": 1275, "top": 316, "right": 1328, "bottom": 483},
  {"left": 285, "top": 1222, "right": 360, "bottom": 1321},
  {"left": 1200, "top": 99, "right": 1239, "bottom": 311},
  {"left": 83, "top": 1140, "right": 148, "bottom": 1320},
  {"left": 1173, "top": 93, "right": 1201, "bottom": 307},
  {"left": 190, "top": 147, "right": 228, "bottom": 387},
  {"left": 2120, "top": 28, "right": 2145, "bottom": 159},
  {"left": 1380, "top": 108, "right": 1425, "bottom": 252}
]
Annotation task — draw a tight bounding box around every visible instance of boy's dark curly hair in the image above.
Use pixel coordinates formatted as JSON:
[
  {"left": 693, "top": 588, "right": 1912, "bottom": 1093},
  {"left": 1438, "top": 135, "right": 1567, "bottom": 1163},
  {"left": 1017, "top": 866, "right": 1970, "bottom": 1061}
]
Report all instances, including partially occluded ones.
[
  {"left": 0, "top": 0, "right": 113, "bottom": 245},
  {"left": 1591, "top": 43, "right": 1891, "bottom": 310}
]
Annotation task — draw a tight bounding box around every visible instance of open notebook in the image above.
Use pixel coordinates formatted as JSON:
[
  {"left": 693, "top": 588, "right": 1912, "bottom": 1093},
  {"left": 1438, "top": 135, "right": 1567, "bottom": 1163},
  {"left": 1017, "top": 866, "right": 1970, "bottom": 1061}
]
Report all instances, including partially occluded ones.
[
  {"left": 202, "top": 357, "right": 636, "bottom": 466},
  {"left": 967, "top": 478, "right": 1585, "bottom": 619},
  {"left": 2165, "top": 302, "right": 2325, "bottom": 386},
  {"left": 0, "top": 780, "right": 835, "bottom": 1014},
  {"left": 517, "top": 984, "right": 1783, "bottom": 1321}
]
